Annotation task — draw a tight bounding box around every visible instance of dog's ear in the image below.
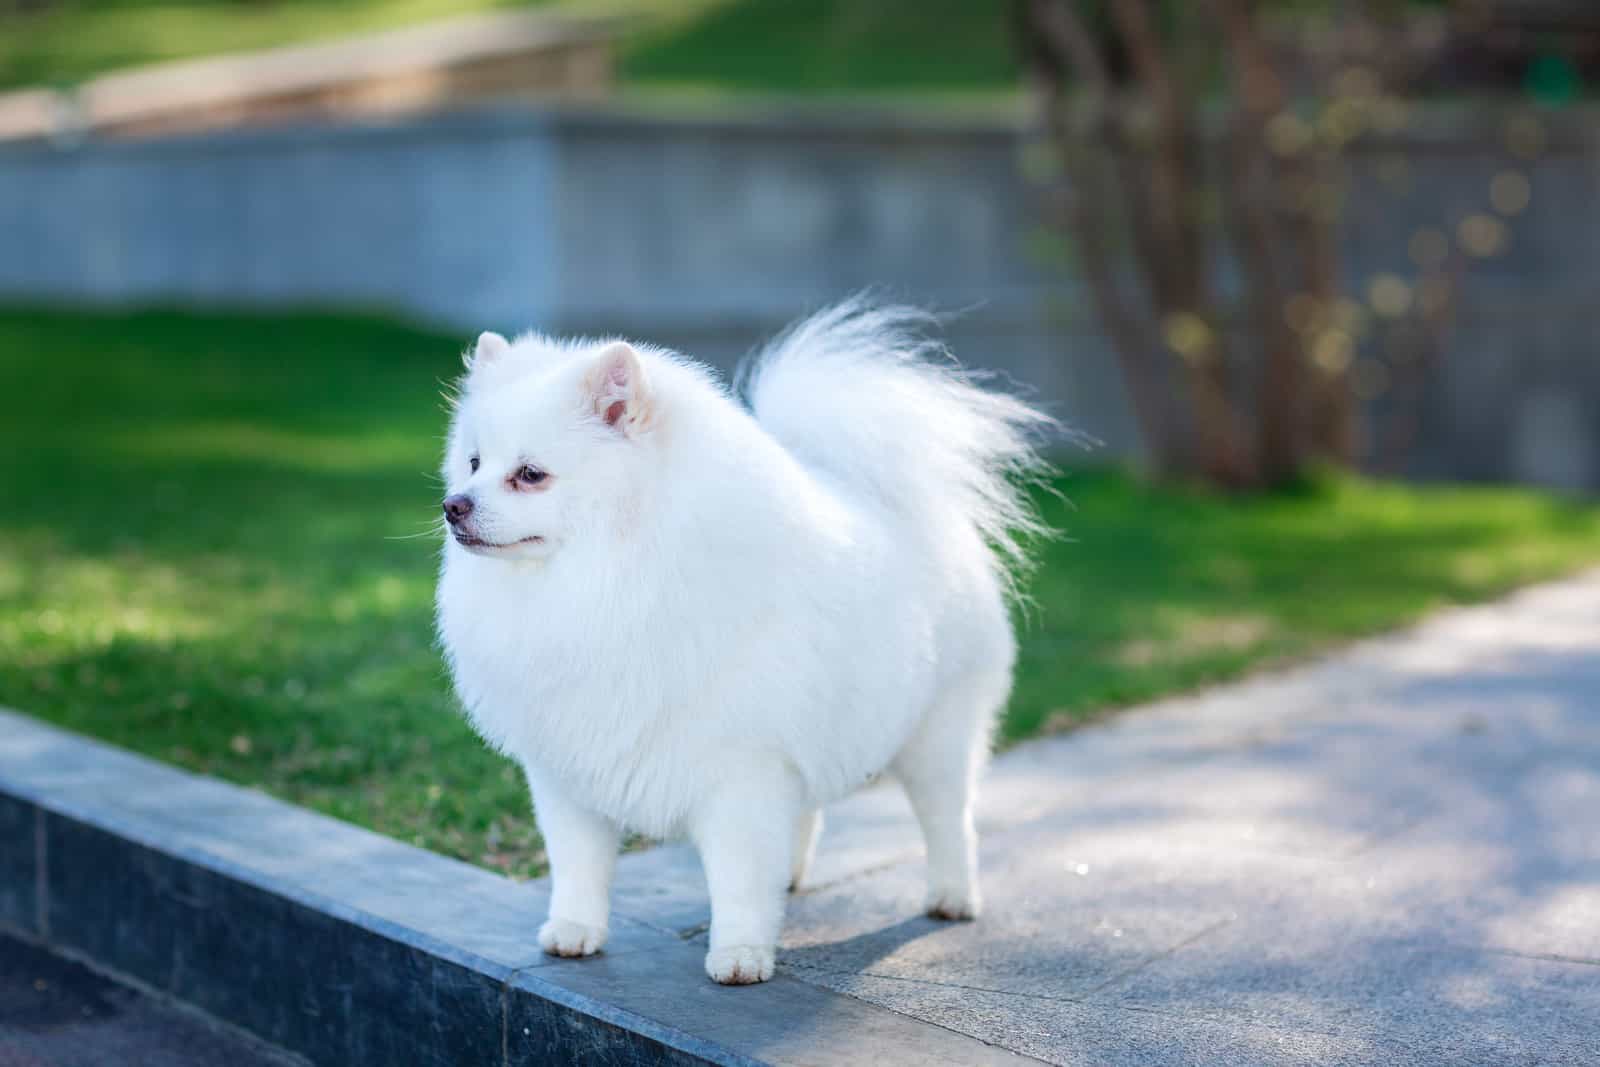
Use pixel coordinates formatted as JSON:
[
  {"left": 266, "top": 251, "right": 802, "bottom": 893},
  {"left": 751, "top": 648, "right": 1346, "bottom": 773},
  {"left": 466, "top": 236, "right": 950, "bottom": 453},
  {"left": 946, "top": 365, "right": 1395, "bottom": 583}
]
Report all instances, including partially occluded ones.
[
  {"left": 584, "top": 342, "right": 652, "bottom": 435},
  {"left": 467, "top": 331, "right": 510, "bottom": 371}
]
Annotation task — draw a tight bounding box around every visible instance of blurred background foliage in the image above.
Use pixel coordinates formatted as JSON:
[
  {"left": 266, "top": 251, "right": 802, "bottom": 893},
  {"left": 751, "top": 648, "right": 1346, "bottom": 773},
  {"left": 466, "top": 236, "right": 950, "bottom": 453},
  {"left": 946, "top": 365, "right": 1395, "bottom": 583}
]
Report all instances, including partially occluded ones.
[{"left": 1019, "top": 0, "right": 1591, "bottom": 488}]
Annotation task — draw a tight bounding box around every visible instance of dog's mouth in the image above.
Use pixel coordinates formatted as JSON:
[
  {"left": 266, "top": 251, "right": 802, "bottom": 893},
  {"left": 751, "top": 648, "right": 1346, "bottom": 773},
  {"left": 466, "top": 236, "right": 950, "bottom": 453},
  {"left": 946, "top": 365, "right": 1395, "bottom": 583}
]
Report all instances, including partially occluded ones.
[{"left": 453, "top": 533, "right": 544, "bottom": 550}]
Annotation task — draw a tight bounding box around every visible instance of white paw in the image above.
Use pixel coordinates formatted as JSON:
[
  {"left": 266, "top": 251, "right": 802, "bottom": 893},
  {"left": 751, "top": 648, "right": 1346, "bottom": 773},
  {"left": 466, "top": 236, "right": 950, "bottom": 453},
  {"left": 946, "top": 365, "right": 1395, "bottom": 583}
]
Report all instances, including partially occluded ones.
[
  {"left": 925, "top": 886, "right": 981, "bottom": 921},
  {"left": 705, "top": 944, "right": 775, "bottom": 985},
  {"left": 538, "top": 917, "right": 608, "bottom": 958}
]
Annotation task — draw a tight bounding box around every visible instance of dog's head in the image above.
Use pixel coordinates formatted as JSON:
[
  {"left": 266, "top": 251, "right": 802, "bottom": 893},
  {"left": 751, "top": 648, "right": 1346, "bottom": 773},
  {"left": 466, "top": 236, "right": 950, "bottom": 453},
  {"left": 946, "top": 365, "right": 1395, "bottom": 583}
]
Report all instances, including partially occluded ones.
[{"left": 441, "top": 330, "right": 657, "bottom": 562}]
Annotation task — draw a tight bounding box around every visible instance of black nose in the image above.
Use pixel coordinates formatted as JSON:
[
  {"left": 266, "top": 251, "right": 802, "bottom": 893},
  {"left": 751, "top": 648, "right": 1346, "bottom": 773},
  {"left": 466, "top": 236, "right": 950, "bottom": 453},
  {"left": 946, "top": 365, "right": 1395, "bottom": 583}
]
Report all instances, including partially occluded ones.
[{"left": 443, "top": 494, "right": 474, "bottom": 525}]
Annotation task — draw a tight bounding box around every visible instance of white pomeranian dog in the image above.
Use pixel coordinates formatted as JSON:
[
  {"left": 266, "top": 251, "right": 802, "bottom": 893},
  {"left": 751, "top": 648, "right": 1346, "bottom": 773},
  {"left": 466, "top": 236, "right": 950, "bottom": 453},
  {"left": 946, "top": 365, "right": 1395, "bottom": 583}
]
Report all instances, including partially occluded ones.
[{"left": 436, "top": 299, "right": 1053, "bottom": 984}]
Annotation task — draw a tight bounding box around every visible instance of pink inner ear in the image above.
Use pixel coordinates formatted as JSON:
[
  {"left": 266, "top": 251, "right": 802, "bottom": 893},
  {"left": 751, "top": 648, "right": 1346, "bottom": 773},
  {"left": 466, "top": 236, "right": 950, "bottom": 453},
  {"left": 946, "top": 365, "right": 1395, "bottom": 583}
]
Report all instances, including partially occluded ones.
[{"left": 603, "top": 399, "right": 627, "bottom": 426}]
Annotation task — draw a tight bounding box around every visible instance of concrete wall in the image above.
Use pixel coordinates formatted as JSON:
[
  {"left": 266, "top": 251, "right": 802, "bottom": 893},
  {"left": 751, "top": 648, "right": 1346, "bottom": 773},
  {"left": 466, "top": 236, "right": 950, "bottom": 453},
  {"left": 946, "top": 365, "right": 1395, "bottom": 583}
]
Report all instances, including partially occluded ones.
[{"left": 1, "top": 103, "right": 1597, "bottom": 488}]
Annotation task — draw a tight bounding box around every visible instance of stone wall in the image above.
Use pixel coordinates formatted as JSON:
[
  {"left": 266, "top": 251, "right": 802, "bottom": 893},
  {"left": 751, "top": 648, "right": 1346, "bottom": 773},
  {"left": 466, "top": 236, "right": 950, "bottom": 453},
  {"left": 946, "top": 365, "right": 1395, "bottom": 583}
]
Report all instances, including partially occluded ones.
[{"left": 0, "top": 102, "right": 1596, "bottom": 488}]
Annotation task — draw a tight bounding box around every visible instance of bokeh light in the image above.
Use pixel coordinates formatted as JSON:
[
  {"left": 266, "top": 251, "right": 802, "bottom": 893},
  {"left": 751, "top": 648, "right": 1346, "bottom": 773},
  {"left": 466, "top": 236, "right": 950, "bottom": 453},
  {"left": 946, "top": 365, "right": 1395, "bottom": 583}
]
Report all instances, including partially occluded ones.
[
  {"left": 1368, "top": 275, "right": 1413, "bottom": 319},
  {"left": 1490, "top": 171, "right": 1531, "bottom": 216},
  {"left": 1458, "top": 214, "right": 1509, "bottom": 259}
]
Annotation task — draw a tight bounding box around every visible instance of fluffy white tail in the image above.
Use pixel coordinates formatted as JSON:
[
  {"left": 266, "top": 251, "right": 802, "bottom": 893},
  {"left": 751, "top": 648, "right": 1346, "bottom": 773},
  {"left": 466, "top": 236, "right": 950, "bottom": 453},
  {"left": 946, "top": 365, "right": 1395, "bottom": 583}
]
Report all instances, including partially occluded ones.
[{"left": 740, "top": 299, "right": 1057, "bottom": 585}]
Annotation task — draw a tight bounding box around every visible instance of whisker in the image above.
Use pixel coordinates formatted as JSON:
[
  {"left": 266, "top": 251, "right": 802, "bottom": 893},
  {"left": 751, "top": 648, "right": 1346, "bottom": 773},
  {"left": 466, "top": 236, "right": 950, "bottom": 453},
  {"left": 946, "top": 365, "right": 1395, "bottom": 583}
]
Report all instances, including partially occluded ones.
[{"left": 385, "top": 517, "right": 450, "bottom": 542}]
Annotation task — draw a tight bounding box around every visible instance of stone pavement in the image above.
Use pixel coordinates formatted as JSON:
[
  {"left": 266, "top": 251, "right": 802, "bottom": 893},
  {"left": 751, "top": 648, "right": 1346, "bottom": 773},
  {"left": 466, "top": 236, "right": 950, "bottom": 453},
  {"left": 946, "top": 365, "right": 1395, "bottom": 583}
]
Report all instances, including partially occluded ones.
[
  {"left": 612, "top": 572, "right": 1600, "bottom": 1065},
  {"left": 0, "top": 933, "right": 300, "bottom": 1067}
]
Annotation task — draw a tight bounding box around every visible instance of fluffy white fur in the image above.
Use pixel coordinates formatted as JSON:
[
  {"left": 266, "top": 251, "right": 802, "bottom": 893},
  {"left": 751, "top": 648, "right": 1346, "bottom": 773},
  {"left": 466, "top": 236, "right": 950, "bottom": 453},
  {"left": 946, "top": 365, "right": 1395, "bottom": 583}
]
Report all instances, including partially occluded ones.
[{"left": 436, "top": 300, "right": 1053, "bottom": 985}]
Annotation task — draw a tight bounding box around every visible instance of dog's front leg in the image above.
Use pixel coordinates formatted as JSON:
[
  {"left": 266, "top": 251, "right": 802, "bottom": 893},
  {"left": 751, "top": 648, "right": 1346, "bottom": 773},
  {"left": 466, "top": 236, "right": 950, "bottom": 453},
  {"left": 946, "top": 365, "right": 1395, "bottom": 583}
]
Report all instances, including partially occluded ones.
[
  {"left": 692, "top": 758, "right": 802, "bottom": 984},
  {"left": 528, "top": 768, "right": 619, "bottom": 957}
]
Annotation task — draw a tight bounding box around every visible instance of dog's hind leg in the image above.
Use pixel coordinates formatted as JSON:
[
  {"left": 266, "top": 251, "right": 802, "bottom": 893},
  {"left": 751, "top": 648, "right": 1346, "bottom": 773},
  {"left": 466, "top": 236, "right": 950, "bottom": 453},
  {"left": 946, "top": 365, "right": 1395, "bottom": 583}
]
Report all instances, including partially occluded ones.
[
  {"left": 789, "top": 807, "right": 824, "bottom": 891},
  {"left": 891, "top": 670, "right": 1008, "bottom": 921}
]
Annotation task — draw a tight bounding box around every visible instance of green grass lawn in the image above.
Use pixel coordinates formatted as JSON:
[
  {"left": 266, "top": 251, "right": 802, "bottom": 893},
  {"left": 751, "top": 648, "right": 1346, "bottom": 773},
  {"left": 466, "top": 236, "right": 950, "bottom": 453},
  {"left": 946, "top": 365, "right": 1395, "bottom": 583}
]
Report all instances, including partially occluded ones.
[
  {"left": 0, "top": 0, "right": 1018, "bottom": 95},
  {"left": 622, "top": 0, "right": 1020, "bottom": 95},
  {"left": 3, "top": 306, "right": 1598, "bottom": 878}
]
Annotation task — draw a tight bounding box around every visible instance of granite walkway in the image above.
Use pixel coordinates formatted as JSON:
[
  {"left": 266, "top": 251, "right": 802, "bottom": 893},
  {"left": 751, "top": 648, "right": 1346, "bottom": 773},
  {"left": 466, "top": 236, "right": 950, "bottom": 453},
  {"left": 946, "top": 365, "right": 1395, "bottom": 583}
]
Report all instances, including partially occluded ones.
[{"left": 612, "top": 572, "right": 1600, "bottom": 1065}]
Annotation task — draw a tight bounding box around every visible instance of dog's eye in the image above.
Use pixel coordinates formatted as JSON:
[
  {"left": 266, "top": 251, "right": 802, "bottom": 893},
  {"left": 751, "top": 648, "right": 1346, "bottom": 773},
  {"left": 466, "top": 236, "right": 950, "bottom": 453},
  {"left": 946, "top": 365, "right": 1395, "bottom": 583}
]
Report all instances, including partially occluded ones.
[
  {"left": 468, "top": 455, "right": 479, "bottom": 473},
  {"left": 515, "top": 465, "right": 548, "bottom": 487}
]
